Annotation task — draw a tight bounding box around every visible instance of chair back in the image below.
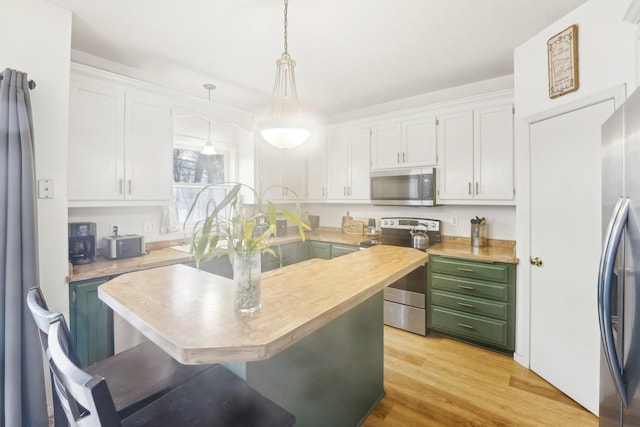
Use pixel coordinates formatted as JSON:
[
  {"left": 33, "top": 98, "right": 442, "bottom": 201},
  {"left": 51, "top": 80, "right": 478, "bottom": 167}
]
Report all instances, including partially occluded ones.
[
  {"left": 26, "top": 286, "right": 81, "bottom": 366},
  {"left": 48, "top": 320, "right": 122, "bottom": 427}
]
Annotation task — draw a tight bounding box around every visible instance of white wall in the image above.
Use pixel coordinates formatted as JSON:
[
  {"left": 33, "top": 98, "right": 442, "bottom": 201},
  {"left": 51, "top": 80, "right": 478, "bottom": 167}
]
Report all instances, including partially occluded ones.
[
  {"left": 2, "top": 0, "right": 72, "bottom": 418},
  {"left": 305, "top": 204, "right": 515, "bottom": 240},
  {"left": 513, "top": 0, "right": 636, "bottom": 368},
  {"left": 2, "top": 0, "right": 71, "bottom": 315}
]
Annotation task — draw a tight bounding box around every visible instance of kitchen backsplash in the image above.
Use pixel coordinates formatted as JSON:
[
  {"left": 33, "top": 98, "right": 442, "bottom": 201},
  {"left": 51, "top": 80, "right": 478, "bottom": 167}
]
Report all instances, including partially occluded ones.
[{"left": 68, "top": 203, "right": 516, "bottom": 245}]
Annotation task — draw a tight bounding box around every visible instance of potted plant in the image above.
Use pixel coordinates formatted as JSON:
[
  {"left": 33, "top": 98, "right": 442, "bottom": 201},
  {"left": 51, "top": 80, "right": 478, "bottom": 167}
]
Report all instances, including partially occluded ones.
[{"left": 185, "top": 182, "right": 310, "bottom": 313}]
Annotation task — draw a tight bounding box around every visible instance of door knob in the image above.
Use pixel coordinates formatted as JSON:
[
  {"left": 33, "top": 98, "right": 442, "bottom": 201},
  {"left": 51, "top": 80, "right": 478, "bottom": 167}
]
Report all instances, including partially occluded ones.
[{"left": 529, "top": 256, "right": 543, "bottom": 267}]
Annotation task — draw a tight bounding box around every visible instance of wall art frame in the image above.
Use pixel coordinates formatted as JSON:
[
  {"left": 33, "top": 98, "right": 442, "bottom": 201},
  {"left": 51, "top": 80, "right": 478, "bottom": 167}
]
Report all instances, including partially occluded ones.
[{"left": 547, "top": 24, "right": 579, "bottom": 99}]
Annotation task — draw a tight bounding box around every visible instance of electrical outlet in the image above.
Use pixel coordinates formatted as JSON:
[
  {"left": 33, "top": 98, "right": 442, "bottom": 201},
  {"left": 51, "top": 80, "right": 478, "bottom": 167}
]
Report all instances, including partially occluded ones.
[
  {"left": 143, "top": 220, "right": 158, "bottom": 234},
  {"left": 451, "top": 216, "right": 458, "bottom": 227}
]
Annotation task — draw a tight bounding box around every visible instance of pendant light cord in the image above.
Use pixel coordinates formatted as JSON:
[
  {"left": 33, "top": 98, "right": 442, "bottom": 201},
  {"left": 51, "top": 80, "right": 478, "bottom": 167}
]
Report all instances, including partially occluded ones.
[{"left": 282, "top": 0, "right": 290, "bottom": 59}]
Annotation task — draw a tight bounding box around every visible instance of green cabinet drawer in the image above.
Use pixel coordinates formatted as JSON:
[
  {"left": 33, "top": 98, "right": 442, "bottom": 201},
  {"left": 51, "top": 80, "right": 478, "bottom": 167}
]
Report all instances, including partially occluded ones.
[
  {"left": 430, "top": 256, "right": 510, "bottom": 283},
  {"left": 430, "top": 273, "right": 508, "bottom": 302},
  {"left": 311, "top": 241, "right": 331, "bottom": 260},
  {"left": 331, "top": 243, "right": 359, "bottom": 258},
  {"left": 431, "top": 290, "right": 508, "bottom": 320},
  {"left": 429, "top": 306, "right": 511, "bottom": 349}
]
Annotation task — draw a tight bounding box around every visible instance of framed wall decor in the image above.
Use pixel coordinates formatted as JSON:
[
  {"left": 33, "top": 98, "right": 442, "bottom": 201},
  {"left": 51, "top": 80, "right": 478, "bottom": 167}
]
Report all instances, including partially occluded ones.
[{"left": 547, "top": 24, "right": 579, "bottom": 99}]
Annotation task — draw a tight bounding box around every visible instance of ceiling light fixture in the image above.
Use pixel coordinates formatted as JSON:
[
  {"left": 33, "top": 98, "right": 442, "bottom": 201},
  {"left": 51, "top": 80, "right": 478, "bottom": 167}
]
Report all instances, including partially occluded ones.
[
  {"left": 256, "top": 0, "right": 310, "bottom": 149},
  {"left": 201, "top": 83, "right": 217, "bottom": 156}
]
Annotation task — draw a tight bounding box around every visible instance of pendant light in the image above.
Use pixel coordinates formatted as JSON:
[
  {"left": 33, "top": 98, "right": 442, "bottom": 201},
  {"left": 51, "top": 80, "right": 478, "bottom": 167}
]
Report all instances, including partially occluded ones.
[
  {"left": 201, "top": 83, "right": 217, "bottom": 156},
  {"left": 256, "top": 0, "right": 311, "bottom": 149}
]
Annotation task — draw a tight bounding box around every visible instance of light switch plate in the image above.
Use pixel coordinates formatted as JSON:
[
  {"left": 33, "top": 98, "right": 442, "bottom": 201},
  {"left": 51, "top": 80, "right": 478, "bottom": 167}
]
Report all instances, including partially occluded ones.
[{"left": 38, "top": 179, "right": 55, "bottom": 199}]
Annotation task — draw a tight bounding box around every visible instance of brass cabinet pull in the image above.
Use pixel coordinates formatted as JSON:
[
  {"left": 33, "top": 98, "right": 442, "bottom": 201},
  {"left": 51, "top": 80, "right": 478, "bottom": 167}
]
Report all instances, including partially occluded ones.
[
  {"left": 457, "top": 267, "right": 474, "bottom": 273},
  {"left": 457, "top": 302, "right": 474, "bottom": 308},
  {"left": 475, "top": 182, "right": 479, "bottom": 195},
  {"left": 457, "top": 322, "right": 474, "bottom": 329},
  {"left": 403, "top": 152, "right": 406, "bottom": 163},
  {"left": 468, "top": 182, "right": 472, "bottom": 195},
  {"left": 457, "top": 285, "right": 475, "bottom": 290},
  {"left": 397, "top": 152, "right": 400, "bottom": 163}
]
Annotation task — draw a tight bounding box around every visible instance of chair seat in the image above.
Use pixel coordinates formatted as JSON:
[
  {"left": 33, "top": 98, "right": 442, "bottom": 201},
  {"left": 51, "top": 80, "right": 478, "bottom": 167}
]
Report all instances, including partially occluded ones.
[
  {"left": 86, "top": 339, "right": 211, "bottom": 418},
  {"left": 122, "top": 364, "right": 296, "bottom": 427}
]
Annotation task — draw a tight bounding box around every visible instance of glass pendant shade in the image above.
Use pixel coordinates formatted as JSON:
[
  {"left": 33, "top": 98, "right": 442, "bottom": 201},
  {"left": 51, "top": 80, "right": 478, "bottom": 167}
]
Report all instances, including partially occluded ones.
[
  {"left": 200, "top": 138, "right": 217, "bottom": 155},
  {"left": 257, "top": 57, "right": 310, "bottom": 149}
]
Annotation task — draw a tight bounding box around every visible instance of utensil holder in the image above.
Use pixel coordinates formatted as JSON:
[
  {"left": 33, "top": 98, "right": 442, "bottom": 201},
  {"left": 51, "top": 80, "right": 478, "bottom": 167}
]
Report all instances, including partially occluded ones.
[{"left": 471, "top": 221, "right": 487, "bottom": 248}]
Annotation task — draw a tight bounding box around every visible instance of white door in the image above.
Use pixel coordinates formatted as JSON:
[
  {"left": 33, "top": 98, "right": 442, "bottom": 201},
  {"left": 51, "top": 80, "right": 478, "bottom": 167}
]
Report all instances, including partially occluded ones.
[{"left": 529, "top": 99, "right": 614, "bottom": 414}]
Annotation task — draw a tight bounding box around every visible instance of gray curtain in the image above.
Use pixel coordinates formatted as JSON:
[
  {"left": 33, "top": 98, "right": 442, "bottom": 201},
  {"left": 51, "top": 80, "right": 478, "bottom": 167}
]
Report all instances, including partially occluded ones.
[{"left": 0, "top": 69, "right": 47, "bottom": 426}]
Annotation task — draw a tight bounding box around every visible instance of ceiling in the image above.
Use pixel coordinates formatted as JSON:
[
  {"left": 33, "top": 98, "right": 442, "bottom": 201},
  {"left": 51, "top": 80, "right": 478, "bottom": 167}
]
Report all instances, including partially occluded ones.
[{"left": 46, "top": 0, "right": 588, "bottom": 119}]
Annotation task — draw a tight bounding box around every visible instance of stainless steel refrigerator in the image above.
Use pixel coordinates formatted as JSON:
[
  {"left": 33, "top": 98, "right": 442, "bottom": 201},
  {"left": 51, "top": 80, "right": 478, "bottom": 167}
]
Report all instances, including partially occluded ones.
[{"left": 599, "top": 87, "right": 640, "bottom": 426}]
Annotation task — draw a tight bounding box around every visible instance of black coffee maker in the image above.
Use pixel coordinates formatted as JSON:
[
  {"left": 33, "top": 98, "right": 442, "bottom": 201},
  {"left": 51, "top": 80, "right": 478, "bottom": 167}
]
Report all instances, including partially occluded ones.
[{"left": 68, "top": 222, "right": 96, "bottom": 265}]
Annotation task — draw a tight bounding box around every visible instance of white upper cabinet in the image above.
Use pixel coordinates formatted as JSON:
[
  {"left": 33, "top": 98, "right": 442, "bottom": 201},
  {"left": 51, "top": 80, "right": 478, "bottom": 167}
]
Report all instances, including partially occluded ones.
[
  {"left": 371, "top": 116, "right": 437, "bottom": 170},
  {"left": 437, "top": 102, "right": 514, "bottom": 204},
  {"left": 473, "top": 104, "right": 514, "bottom": 201},
  {"left": 255, "top": 138, "right": 307, "bottom": 202},
  {"left": 68, "top": 74, "right": 173, "bottom": 205},
  {"left": 68, "top": 82, "right": 125, "bottom": 201},
  {"left": 124, "top": 95, "right": 173, "bottom": 201},
  {"left": 437, "top": 110, "right": 474, "bottom": 200},
  {"left": 326, "top": 127, "right": 370, "bottom": 202},
  {"left": 305, "top": 132, "right": 327, "bottom": 201}
]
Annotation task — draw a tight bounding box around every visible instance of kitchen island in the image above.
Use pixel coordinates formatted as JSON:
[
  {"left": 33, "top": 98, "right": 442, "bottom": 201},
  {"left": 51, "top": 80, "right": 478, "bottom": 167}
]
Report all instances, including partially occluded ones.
[{"left": 99, "top": 245, "right": 428, "bottom": 427}]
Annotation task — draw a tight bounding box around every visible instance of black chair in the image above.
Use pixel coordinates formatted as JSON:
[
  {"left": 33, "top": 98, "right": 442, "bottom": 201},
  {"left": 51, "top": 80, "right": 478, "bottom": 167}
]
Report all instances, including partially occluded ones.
[
  {"left": 47, "top": 317, "right": 296, "bottom": 426},
  {"left": 26, "top": 287, "right": 210, "bottom": 425}
]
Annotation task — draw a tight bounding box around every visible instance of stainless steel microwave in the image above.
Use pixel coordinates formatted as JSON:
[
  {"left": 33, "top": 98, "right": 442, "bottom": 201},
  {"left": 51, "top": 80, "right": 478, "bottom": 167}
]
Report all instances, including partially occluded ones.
[{"left": 370, "top": 168, "right": 436, "bottom": 206}]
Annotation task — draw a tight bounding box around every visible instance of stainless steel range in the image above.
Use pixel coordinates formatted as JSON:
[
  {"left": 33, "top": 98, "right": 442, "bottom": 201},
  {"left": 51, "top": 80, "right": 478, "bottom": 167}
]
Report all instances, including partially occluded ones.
[{"left": 360, "top": 217, "right": 441, "bottom": 336}]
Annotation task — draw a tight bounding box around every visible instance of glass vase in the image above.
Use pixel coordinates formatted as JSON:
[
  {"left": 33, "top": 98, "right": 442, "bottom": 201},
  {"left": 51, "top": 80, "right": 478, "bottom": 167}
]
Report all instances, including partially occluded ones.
[{"left": 233, "top": 251, "right": 262, "bottom": 313}]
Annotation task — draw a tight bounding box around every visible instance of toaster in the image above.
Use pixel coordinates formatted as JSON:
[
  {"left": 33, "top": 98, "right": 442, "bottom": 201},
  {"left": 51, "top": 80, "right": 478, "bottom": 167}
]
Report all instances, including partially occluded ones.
[{"left": 103, "top": 234, "right": 145, "bottom": 259}]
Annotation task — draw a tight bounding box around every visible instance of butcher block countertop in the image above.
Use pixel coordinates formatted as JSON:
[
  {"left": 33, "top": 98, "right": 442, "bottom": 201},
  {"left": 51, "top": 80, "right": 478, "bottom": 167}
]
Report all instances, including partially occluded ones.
[
  {"left": 98, "top": 245, "right": 427, "bottom": 364},
  {"left": 70, "top": 227, "right": 517, "bottom": 282}
]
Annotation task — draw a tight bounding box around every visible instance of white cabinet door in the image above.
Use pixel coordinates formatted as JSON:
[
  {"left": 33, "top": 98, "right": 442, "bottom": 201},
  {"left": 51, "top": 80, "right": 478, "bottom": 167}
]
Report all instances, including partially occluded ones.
[
  {"left": 68, "top": 82, "right": 125, "bottom": 201},
  {"left": 256, "top": 140, "right": 283, "bottom": 200},
  {"left": 326, "top": 128, "right": 370, "bottom": 201},
  {"left": 403, "top": 116, "right": 437, "bottom": 167},
  {"left": 347, "top": 128, "right": 371, "bottom": 200},
  {"left": 473, "top": 104, "right": 514, "bottom": 200},
  {"left": 306, "top": 133, "right": 327, "bottom": 201},
  {"left": 282, "top": 144, "right": 307, "bottom": 200},
  {"left": 256, "top": 140, "right": 307, "bottom": 202},
  {"left": 124, "top": 95, "right": 173, "bottom": 201},
  {"left": 326, "top": 132, "right": 349, "bottom": 199},
  {"left": 437, "top": 110, "right": 474, "bottom": 200},
  {"left": 371, "top": 116, "right": 436, "bottom": 170},
  {"left": 371, "top": 123, "right": 402, "bottom": 170}
]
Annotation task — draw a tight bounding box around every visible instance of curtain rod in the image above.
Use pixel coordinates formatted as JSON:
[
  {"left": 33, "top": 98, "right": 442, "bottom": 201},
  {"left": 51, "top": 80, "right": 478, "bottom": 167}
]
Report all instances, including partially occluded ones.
[{"left": 0, "top": 74, "right": 36, "bottom": 90}]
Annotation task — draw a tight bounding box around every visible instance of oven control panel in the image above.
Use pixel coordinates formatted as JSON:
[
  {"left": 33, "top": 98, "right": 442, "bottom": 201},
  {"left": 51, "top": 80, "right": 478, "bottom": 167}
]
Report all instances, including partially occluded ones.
[{"left": 380, "top": 217, "right": 440, "bottom": 231}]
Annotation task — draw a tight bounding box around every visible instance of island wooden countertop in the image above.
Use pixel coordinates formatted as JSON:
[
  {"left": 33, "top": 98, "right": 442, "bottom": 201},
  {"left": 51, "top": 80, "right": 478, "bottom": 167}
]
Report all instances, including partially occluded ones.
[{"left": 98, "top": 245, "right": 428, "bottom": 364}]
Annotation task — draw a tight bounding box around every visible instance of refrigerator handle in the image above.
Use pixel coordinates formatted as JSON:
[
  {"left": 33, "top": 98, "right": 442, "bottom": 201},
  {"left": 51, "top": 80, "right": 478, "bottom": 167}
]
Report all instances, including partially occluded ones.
[{"left": 598, "top": 196, "right": 630, "bottom": 408}]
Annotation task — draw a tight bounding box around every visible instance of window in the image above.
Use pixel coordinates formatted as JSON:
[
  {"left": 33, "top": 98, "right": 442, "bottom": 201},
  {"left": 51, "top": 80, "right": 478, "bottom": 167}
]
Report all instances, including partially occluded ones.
[{"left": 172, "top": 134, "right": 236, "bottom": 227}]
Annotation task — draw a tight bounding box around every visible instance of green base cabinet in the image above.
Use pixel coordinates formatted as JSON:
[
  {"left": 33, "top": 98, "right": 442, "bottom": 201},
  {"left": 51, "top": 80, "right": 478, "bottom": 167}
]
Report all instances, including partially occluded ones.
[
  {"left": 310, "top": 241, "right": 331, "bottom": 259},
  {"left": 69, "top": 277, "right": 114, "bottom": 367},
  {"left": 427, "top": 255, "right": 516, "bottom": 353},
  {"left": 330, "top": 243, "right": 359, "bottom": 258}
]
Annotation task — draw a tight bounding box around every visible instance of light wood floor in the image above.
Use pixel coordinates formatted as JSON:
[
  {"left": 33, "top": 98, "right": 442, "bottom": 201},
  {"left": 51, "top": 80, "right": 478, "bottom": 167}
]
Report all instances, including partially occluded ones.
[{"left": 362, "top": 326, "right": 598, "bottom": 427}]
